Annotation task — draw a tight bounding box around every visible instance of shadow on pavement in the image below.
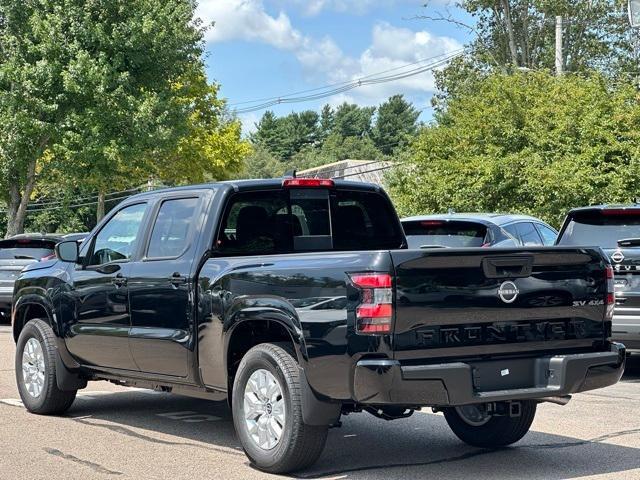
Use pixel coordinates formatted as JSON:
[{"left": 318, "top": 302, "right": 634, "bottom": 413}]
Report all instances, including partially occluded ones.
[
  {"left": 60, "top": 389, "right": 640, "bottom": 480},
  {"left": 623, "top": 354, "right": 640, "bottom": 381}
]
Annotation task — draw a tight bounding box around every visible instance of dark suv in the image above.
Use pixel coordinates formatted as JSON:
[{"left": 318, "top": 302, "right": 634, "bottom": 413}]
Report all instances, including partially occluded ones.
[
  {"left": 401, "top": 213, "right": 557, "bottom": 249},
  {"left": 556, "top": 205, "right": 640, "bottom": 352},
  {"left": 0, "top": 233, "right": 87, "bottom": 322}
]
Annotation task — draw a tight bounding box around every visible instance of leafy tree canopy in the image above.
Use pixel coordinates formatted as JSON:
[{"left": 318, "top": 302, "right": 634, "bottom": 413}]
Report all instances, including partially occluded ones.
[
  {"left": 0, "top": 0, "right": 249, "bottom": 234},
  {"left": 248, "top": 96, "right": 420, "bottom": 173},
  {"left": 387, "top": 71, "right": 640, "bottom": 226}
]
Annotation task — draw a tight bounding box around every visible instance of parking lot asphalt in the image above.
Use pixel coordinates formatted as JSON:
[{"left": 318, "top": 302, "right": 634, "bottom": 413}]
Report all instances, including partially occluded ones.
[{"left": 1, "top": 324, "right": 639, "bottom": 480}]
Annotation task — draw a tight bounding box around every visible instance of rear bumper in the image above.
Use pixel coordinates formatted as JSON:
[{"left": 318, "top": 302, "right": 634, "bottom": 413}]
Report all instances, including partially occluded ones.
[{"left": 353, "top": 342, "right": 626, "bottom": 406}]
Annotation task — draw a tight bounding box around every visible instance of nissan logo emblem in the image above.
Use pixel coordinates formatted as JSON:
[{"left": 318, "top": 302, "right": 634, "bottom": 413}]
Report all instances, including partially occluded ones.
[
  {"left": 498, "top": 281, "right": 519, "bottom": 304},
  {"left": 611, "top": 251, "right": 625, "bottom": 263}
]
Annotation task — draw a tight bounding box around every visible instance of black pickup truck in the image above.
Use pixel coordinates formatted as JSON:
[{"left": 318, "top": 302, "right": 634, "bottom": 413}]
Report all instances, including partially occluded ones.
[{"left": 12, "top": 178, "right": 625, "bottom": 473}]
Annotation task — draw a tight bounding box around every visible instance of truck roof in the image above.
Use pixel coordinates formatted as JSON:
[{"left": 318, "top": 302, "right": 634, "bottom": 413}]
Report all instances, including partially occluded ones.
[
  {"left": 128, "top": 178, "right": 382, "bottom": 200},
  {"left": 566, "top": 204, "right": 640, "bottom": 215}
]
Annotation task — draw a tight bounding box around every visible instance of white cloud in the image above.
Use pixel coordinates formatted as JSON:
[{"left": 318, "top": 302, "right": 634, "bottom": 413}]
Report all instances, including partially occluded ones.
[
  {"left": 340, "top": 22, "right": 462, "bottom": 102},
  {"left": 197, "top": 2, "right": 462, "bottom": 108},
  {"left": 298, "top": 23, "right": 462, "bottom": 105},
  {"left": 197, "top": 0, "right": 303, "bottom": 48},
  {"left": 293, "top": 0, "right": 378, "bottom": 16},
  {"left": 277, "top": 0, "right": 428, "bottom": 16}
]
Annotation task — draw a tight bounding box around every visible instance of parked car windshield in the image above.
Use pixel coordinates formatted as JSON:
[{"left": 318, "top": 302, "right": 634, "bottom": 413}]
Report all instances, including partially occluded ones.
[
  {"left": 0, "top": 240, "right": 57, "bottom": 260},
  {"left": 557, "top": 211, "right": 640, "bottom": 248},
  {"left": 402, "top": 220, "right": 487, "bottom": 248}
]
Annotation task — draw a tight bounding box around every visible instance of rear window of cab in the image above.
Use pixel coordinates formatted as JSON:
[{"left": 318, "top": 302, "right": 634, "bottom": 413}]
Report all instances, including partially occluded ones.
[{"left": 216, "top": 188, "right": 404, "bottom": 255}]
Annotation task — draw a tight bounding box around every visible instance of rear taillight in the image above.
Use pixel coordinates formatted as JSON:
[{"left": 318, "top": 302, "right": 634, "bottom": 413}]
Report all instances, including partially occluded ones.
[
  {"left": 349, "top": 273, "right": 393, "bottom": 334},
  {"left": 605, "top": 265, "right": 615, "bottom": 321}
]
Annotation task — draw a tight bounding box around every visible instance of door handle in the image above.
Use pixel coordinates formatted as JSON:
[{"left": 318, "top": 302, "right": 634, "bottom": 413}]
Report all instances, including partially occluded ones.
[
  {"left": 169, "top": 272, "right": 187, "bottom": 286},
  {"left": 111, "top": 273, "right": 127, "bottom": 287}
]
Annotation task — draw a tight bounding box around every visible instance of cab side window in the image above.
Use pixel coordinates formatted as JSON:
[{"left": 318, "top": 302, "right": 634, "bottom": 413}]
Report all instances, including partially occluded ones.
[
  {"left": 147, "top": 198, "right": 199, "bottom": 258},
  {"left": 87, "top": 203, "right": 147, "bottom": 266}
]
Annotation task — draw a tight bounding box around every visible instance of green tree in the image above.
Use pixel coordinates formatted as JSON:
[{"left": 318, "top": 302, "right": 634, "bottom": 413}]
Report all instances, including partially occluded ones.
[
  {"left": 153, "top": 73, "right": 251, "bottom": 185},
  {"left": 333, "top": 103, "right": 376, "bottom": 138},
  {"left": 252, "top": 111, "right": 286, "bottom": 158},
  {"left": 0, "top": 0, "right": 210, "bottom": 234},
  {"left": 421, "top": 1, "right": 635, "bottom": 72},
  {"left": 387, "top": 72, "right": 640, "bottom": 226},
  {"left": 251, "top": 110, "right": 319, "bottom": 160},
  {"left": 319, "top": 105, "right": 335, "bottom": 140},
  {"left": 373, "top": 95, "right": 420, "bottom": 154},
  {"left": 235, "top": 144, "right": 284, "bottom": 179}
]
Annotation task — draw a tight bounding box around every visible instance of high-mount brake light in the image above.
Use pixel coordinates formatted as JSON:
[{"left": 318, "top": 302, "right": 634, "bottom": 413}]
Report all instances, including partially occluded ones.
[
  {"left": 349, "top": 273, "right": 393, "bottom": 335},
  {"left": 282, "top": 178, "right": 335, "bottom": 188},
  {"left": 420, "top": 220, "right": 444, "bottom": 226},
  {"left": 605, "top": 265, "right": 615, "bottom": 322},
  {"left": 602, "top": 209, "right": 640, "bottom": 216}
]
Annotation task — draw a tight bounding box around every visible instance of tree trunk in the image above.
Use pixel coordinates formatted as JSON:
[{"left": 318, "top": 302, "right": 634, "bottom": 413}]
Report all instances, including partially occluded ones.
[
  {"left": 96, "top": 190, "right": 106, "bottom": 222},
  {"left": 5, "top": 157, "right": 38, "bottom": 238},
  {"left": 501, "top": 0, "right": 520, "bottom": 67}
]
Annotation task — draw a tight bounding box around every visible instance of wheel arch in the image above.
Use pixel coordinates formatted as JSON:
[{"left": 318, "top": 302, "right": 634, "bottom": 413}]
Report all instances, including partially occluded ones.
[
  {"left": 225, "top": 311, "right": 308, "bottom": 385},
  {"left": 13, "top": 296, "right": 56, "bottom": 343}
]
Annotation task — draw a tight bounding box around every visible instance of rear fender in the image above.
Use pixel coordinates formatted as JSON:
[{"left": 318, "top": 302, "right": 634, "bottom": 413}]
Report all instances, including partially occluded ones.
[{"left": 224, "top": 295, "right": 308, "bottom": 366}]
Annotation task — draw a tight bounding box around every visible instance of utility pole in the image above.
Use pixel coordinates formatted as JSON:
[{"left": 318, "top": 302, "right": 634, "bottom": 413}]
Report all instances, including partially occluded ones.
[{"left": 555, "top": 15, "right": 563, "bottom": 75}]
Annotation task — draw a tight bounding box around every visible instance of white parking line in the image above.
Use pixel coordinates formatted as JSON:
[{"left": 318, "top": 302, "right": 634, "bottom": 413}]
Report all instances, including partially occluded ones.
[
  {"left": 0, "top": 388, "right": 159, "bottom": 407},
  {"left": 0, "top": 398, "right": 24, "bottom": 407}
]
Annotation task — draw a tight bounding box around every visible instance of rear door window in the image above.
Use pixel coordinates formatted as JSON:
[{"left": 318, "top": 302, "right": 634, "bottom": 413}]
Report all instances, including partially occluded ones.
[
  {"left": 504, "top": 222, "right": 543, "bottom": 246},
  {"left": 402, "top": 220, "right": 488, "bottom": 248},
  {"left": 535, "top": 223, "right": 557, "bottom": 246},
  {"left": 147, "top": 197, "right": 199, "bottom": 258}
]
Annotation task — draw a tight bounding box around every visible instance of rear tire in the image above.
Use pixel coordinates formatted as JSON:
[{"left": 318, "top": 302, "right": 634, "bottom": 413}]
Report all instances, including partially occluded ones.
[
  {"left": 443, "top": 401, "right": 536, "bottom": 448},
  {"left": 232, "top": 343, "right": 328, "bottom": 473},
  {"left": 15, "top": 319, "right": 77, "bottom": 415}
]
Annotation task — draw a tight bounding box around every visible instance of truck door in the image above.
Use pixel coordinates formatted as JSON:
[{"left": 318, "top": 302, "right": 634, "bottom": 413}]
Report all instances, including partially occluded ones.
[
  {"left": 65, "top": 202, "right": 148, "bottom": 370},
  {"left": 127, "top": 195, "right": 202, "bottom": 377}
]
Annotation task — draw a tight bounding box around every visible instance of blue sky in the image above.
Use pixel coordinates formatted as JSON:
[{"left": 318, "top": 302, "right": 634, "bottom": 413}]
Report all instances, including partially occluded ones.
[{"left": 196, "top": 1, "right": 472, "bottom": 132}]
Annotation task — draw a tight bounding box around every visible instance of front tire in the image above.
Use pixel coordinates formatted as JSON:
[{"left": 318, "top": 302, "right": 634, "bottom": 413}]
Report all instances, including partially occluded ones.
[
  {"left": 15, "top": 319, "right": 77, "bottom": 415},
  {"left": 443, "top": 401, "right": 536, "bottom": 448},
  {"left": 232, "top": 343, "right": 328, "bottom": 473}
]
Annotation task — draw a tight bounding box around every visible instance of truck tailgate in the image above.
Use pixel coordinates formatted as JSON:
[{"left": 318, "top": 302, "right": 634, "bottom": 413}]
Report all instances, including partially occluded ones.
[{"left": 391, "top": 248, "right": 609, "bottom": 362}]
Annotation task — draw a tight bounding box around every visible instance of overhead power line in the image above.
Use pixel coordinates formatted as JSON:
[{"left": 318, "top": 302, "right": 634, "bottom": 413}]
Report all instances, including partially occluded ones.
[
  {"left": 231, "top": 49, "right": 465, "bottom": 114},
  {"left": 25, "top": 187, "right": 142, "bottom": 210},
  {"left": 229, "top": 50, "right": 463, "bottom": 107}
]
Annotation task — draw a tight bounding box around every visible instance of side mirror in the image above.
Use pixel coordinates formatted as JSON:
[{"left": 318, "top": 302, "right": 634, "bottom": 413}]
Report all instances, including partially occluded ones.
[{"left": 55, "top": 240, "right": 79, "bottom": 263}]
